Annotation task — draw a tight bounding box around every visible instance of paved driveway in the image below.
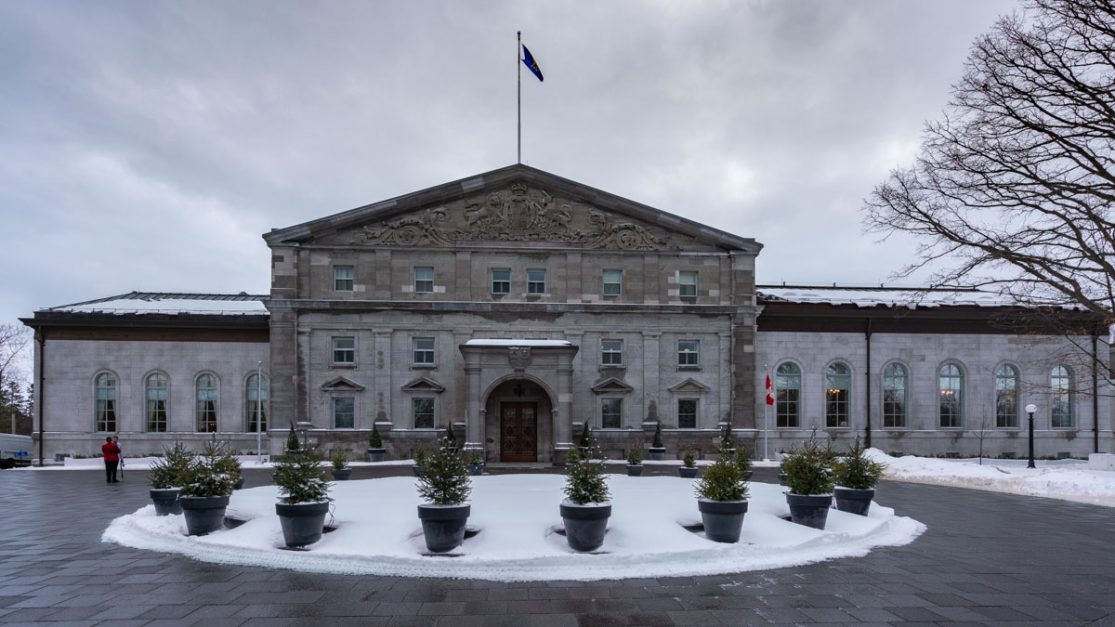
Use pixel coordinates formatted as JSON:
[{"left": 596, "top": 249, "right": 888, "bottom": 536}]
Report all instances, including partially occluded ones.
[{"left": 1, "top": 465, "right": 1112, "bottom": 626}]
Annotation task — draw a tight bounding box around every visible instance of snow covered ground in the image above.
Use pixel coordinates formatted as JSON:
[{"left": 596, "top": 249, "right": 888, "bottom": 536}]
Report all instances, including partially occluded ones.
[
  {"left": 103, "top": 475, "right": 923, "bottom": 582},
  {"left": 868, "top": 449, "right": 1115, "bottom": 507}
]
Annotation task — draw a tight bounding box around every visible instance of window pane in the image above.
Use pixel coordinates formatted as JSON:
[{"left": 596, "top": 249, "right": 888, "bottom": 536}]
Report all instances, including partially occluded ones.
[
  {"left": 882, "top": 363, "right": 907, "bottom": 428},
  {"left": 527, "top": 269, "right": 546, "bottom": 294},
  {"left": 413, "top": 337, "right": 435, "bottom": 364},
  {"left": 246, "top": 373, "right": 268, "bottom": 432},
  {"left": 332, "top": 336, "right": 355, "bottom": 363},
  {"left": 679, "top": 271, "right": 698, "bottom": 298},
  {"left": 995, "top": 365, "right": 1019, "bottom": 428},
  {"left": 413, "top": 398, "right": 435, "bottom": 429},
  {"left": 678, "top": 399, "right": 697, "bottom": 429},
  {"left": 601, "top": 339, "right": 623, "bottom": 365},
  {"left": 491, "top": 268, "right": 510, "bottom": 294},
  {"left": 939, "top": 363, "right": 963, "bottom": 428},
  {"left": 333, "top": 397, "right": 355, "bottom": 429},
  {"left": 146, "top": 373, "right": 168, "bottom": 433},
  {"left": 603, "top": 270, "right": 622, "bottom": 296},
  {"left": 196, "top": 374, "right": 218, "bottom": 433},
  {"left": 95, "top": 374, "right": 117, "bottom": 432},
  {"left": 334, "top": 265, "right": 354, "bottom": 291},
  {"left": 776, "top": 363, "right": 800, "bottom": 428},
  {"left": 601, "top": 398, "right": 622, "bottom": 428},
  {"left": 415, "top": 267, "right": 434, "bottom": 293},
  {"left": 1051, "top": 365, "right": 1073, "bottom": 428},
  {"left": 678, "top": 340, "right": 699, "bottom": 366},
  {"left": 825, "top": 363, "right": 850, "bottom": 428}
]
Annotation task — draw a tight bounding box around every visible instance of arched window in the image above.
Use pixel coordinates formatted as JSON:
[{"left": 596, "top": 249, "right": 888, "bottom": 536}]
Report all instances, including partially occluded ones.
[
  {"left": 995, "top": 365, "right": 1019, "bottom": 428},
  {"left": 196, "top": 374, "right": 218, "bottom": 433},
  {"left": 939, "top": 363, "right": 963, "bottom": 427},
  {"left": 246, "top": 373, "right": 268, "bottom": 433},
  {"left": 94, "top": 373, "right": 116, "bottom": 432},
  {"left": 825, "top": 362, "right": 851, "bottom": 428},
  {"left": 145, "top": 372, "right": 168, "bottom": 433},
  {"left": 1051, "top": 365, "right": 1074, "bottom": 428},
  {"left": 882, "top": 363, "right": 907, "bottom": 428},
  {"left": 775, "top": 362, "right": 800, "bottom": 428}
]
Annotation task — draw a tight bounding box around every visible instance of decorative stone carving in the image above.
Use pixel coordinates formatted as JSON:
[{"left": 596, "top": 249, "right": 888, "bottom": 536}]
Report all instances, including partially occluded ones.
[{"left": 508, "top": 347, "right": 532, "bottom": 372}]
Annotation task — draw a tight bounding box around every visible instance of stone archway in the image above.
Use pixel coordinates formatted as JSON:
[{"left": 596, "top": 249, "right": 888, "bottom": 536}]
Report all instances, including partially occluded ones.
[{"left": 484, "top": 378, "right": 553, "bottom": 463}]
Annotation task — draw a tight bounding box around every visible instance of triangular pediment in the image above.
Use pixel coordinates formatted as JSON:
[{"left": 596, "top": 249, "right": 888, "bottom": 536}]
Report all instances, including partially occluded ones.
[
  {"left": 668, "top": 378, "right": 710, "bottom": 394},
  {"left": 591, "top": 377, "right": 634, "bottom": 394},
  {"left": 320, "top": 377, "right": 365, "bottom": 392},
  {"left": 265, "top": 164, "right": 760, "bottom": 253},
  {"left": 401, "top": 376, "right": 446, "bottom": 393}
]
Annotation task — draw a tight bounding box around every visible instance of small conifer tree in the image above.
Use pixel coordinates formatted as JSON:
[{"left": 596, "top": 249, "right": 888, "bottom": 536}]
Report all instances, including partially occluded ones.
[
  {"left": 149, "top": 442, "right": 193, "bottom": 489},
  {"left": 651, "top": 421, "right": 664, "bottom": 449},
  {"left": 286, "top": 423, "right": 300, "bottom": 452},
  {"left": 179, "top": 440, "right": 236, "bottom": 498},
  {"left": 682, "top": 450, "right": 696, "bottom": 468},
  {"left": 833, "top": 437, "right": 886, "bottom": 490},
  {"left": 274, "top": 446, "right": 331, "bottom": 504},
  {"left": 564, "top": 439, "right": 610, "bottom": 505},
  {"left": 369, "top": 423, "right": 383, "bottom": 448},
  {"left": 782, "top": 434, "right": 836, "bottom": 495},
  {"left": 417, "top": 432, "right": 471, "bottom": 505},
  {"left": 696, "top": 455, "right": 748, "bottom": 502}
]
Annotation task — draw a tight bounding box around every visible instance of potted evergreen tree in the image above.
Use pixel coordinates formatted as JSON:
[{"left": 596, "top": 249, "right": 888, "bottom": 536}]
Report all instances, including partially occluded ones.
[
  {"left": 330, "top": 450, "right": 351, "bottom": 481},
  {"left": 214, "top": 444, "right": 243, "bottom": 490},
  {"left": 286, "top": 423, "right": 300, "bottom": 452},
  {"left": 626, "top": 447, "right": 644, "bottom": 476},
  {"left": 465, "top": 450, "right": 485, "bottom": 476},
  {"left": 832, "top": 437, "right": 886, "bottom": 515},
  {"left": 695, "top": 451, "right": 749, "bottom": 543},
  {"left": 178, "top": 440, "right": 236, "bottom": 536},
  {"left": 648, "top": 421, "right": 666, "bottom": 461},
  {"left": 411, "top": 448, "right": 428, "bottom": 478},
  {"left": 367, "top": 424, "right": 386, "bottom": 462},
  {"left": 678, "top": 450, "right": 699, "bottom": 478},
  {"left": 416, "top": 431, "right": 472, "bottom": 553},
  {"left": 560, "top": 444, "right": 611, "bottom": 552},
  {"left": 273, "top": 446, "right": 332, "bottom": 548},
  {"left": 148, "top": 442, "right": 192, "bottom": 516},
  {"left": 782, "top": 436, "right": 836, "bottom": 529},
  {"left": 719, "top": 421, "right": 736, "bottom": 455}
]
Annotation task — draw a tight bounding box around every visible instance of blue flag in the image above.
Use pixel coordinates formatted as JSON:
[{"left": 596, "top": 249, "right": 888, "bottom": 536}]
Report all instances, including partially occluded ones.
[{"left": 522, "top": 44, "right": 544, "bottom": 82}]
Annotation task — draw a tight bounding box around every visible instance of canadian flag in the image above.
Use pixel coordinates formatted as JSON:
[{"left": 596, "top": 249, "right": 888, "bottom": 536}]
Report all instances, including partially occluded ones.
[{"left": 765, "top": 373, "right": 775, "bottom": 406}]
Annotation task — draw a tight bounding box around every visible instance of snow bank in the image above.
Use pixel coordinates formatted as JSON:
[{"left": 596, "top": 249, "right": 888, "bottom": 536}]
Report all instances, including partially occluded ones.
[{"left": 103, "top": 475, "right": 923, "bottom": 582}]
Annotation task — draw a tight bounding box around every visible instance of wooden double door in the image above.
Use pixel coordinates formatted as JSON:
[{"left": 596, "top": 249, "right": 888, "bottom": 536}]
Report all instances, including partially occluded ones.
[{"left": 500, "top": 402, "right": 537, "bottom": 462}]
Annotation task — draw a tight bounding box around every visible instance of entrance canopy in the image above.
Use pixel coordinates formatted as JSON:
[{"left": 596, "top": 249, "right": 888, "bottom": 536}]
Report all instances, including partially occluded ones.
[{"left": 462, "top": 339, "right": 574, "bottom": 348}]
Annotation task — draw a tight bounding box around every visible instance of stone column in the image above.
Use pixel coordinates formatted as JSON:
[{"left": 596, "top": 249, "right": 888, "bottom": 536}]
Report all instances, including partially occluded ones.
[
  {"left": 464, "top": 358, "right": 483, "bottom": 452},
  {"left": 555, "top": 352, "right": 574, "bottom": 451},
  {"left": 642, "top": 332, "right": 660, "bottom": 428}
]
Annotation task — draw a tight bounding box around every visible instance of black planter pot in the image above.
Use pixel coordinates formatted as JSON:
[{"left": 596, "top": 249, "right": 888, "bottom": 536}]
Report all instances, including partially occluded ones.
[
  {"left": 417, "top": 503, "right": 471, "bottom": 553},
  {"left": 149, "top": 488, "right": 182, "bottom": 516},
  {"left": 367, "top": 448, "right": 385, "bottom": 463},
  {"left": 626, "top": 464, "right": 643, "bottom": 477},
  {"left": 467, "top": 462, "right": 485, "bottom": 476},
  {"left": 233, "top": 477, "right": 245, "bottom": 490},
  {"left": 331, "top": 468, "right": 352, "bottom": 481},
  {"left": 834, "top": 487, "right": 875, "bottom": 516},
  {"left": 276, "top": 500, "right": 330, "bottom": 548},
  {"left": 560, "top": 502, "right": 612, "bottom": 552},
  {"left": 179, "top": 495, "right": 230, "bottom": 536},
  {"left": 698, "top": 498, "right": 749, "bottom": 543},
  {"left": 647, "top": 447, "right": 666, "bottom": 461},
  {"left": 678, "top": 466, "right": 699, "bottom": 478},
  {"left": 742, "top": 470, "right": 754, "bottom": 482},
  {"left": 786, "top": 493, "right": 834, "bottom": 529},
  {"left": 411, "top": 464, "right": 425, "bottom": 478}
]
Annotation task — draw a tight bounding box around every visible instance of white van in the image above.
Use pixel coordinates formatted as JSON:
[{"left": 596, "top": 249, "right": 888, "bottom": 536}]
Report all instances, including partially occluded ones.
[{"left": 0, "top": 434, "right": 33, "bottom": 468}]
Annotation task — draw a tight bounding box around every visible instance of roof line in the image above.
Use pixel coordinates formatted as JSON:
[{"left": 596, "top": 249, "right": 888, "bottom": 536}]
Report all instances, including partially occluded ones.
[
  {"left": 45, "top": 291, "right": 267, "bottom": 312},
  {"left": 757, "top": 284, "right": 985, "bottom": 292}
]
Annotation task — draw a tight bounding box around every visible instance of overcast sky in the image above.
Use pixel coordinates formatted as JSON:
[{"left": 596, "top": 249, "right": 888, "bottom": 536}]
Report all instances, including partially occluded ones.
[{"left": 1, "top": 0, "right": 1018, "bottom": 376}]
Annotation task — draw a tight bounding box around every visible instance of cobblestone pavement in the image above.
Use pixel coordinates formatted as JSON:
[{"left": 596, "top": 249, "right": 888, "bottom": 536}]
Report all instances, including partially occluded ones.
[{"left": 2, "top": 464, "right": 1113, "bottom": 626}]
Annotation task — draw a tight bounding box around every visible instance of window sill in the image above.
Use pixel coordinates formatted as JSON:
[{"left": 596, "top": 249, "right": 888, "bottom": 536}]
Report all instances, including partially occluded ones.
[
  {"left": 411, "top": 364, "right": 437, "bottom": 370},
  {"left": 599, "top": 365, "right": 626, "bottom": 370},
  {"left": 677, "top": 366, "right": 701, "bottom": 371},
  {"left": 330, "top": 363, "right": 357, "bottom": 369}
]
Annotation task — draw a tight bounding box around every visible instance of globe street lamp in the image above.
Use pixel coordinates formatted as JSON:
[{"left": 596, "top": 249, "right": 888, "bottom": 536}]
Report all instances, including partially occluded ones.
[{"left": 1025, "top": 403, "right": 1037, "bottom": 469}]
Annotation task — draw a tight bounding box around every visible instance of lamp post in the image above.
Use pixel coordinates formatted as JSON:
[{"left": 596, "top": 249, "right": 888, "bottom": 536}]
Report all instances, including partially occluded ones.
[
  {"left": 1025, "top": 403, "right": 1037, "bottom": 469},
  {"left": 256, "top": 361, "right": 263, "bottom": 465}
]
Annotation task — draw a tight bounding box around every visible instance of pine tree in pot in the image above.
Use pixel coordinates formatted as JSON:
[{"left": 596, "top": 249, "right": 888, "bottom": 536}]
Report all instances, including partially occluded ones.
[
  {"left": 560, "top": 444, "right": 612, "bottom": 552},
  {"left": 782, "top": 436, "right": 836, "bottom": 529},
  {"left": 367, "top": 424, "right": 386, "bottom": 462},
  {"left": 286, "top": 423, "right": 300, "bottom": 452},
  {"left": 178, "top": 440, "right": 237, "bottom": 536},
  {"left": 678, "top": 450, "right": 699, "bottom": 478},
  {"left": 213, "top": 443, "right": 243, "bottom": 490},
  {"left": 274, "top": 446, "right": 332, "bottom": 548},
  {"left": 411, "top": 448, "right": 428, "bottom": 477},
  {"left": 695, "top": 451, "right": 749, "bottom": 543},
  {"left": 832, "top": 437, "right": 886, "bottom": 515},
  {"left": 416, "top": 431, "right": 472, "bottom": 553},
  {"left": 148, "top": 442, "right": 193, "bottom": 516},
  {"left": 626, "top": 447, "right": 644, "bottom": 476},
  {"left": 648, "top": 421, "right": 666, "bottom": 461},
  {"left": 330, "top": 450, "right": 351, "bottom": 481},
  {"left": 465, "top": 450, "right": 485, "bottom": 476},
  {"left": 719, "top": 420, "right": 736, "bottom": 455}
]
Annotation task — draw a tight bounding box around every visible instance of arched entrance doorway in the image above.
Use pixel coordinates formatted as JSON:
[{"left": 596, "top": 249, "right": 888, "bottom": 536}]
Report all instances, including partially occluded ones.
[{"left": 484, "top": 378, "right": 554, "bottom": 463}]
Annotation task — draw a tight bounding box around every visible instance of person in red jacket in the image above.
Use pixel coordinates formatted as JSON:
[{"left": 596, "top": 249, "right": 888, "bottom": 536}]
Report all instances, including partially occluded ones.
[{"left": 101, "top": 436, "right": 121, "bottom": 483}]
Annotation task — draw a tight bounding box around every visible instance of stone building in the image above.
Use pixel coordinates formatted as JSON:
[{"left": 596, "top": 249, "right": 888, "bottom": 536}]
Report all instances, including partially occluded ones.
[{"left": 21, "top": 165, "right": 1114, "bottom": 462}]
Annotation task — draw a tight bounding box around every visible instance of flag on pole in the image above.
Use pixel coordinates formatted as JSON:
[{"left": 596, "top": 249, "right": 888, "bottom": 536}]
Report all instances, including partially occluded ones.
[
  {"left": 765, "top": 374, "right": 775, "bottom": 406},
  {"left": 522, "top": 44, "right": 544, "bottom": 82}
]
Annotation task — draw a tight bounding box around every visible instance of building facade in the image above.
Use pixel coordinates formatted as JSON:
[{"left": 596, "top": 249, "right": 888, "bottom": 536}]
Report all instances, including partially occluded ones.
[{"left": 21, "top": 165, "right": 1114, "bottom": 462}]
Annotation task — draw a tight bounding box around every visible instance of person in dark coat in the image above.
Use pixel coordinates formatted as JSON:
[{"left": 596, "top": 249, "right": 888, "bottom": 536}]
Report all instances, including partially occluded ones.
[{"left": 102, "top": 436, "right": 121, "bottom": 483}]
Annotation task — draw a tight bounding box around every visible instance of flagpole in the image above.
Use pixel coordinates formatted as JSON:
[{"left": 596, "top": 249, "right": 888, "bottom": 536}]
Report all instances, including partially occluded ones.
[
  {"left": 517, "top": 30, "right": 522, "bottom": 164},
  {"left": 763, "top": 363, "right": 769, "bottom": 461}
]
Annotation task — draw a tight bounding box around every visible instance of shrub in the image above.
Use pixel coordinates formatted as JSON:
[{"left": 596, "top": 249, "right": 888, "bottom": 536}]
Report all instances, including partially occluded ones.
[
  {"left": 782, "top": 436, "right": 835, "bottom": 495},
  {"left": 417, "top": 434, "right": 471, "bottom": 505},
  {"left": 651, "top": 421, "right": 664, "bottom": 448},
  {"left": 682, "top": 450, "right": 696, "bottom": 468},
  {"left": 273, "top": 447, "right": 331, "bottom": 504},
  {"left": 212, "top": 441, "right": 242, "bottom": 486},
  {"left": 720, "top": 421, "right": 735, "bottom": 450},
  {"left": 696, "top": 455, "right": 748, "bottom": 502},
  {"left": 286, "top": 423, "right": 300, "bottom": 452},
  {"left": 733, "top": 448, "right": 752, "bottom": 475},
  {"left": 330, "top": 450, "right": 348, "bottom": 471},
  {"left": 442, "top": 423, "right": 458, "bottom": 450},
  {"left": 577, "top": 422, "right": 594, "bottom": 453},
  {"left": 368, "top": 424, "right": 383, "bottom": 449},
  {"left": 413, "top": 448, "right": 429, "bottom": 465},
  {"left": 626, "top": 447, "right": 643, "bottom": 465},
  {"left": 833, "top": 437, "right": 885, "bottom": 490},
  {"left": 149, "top": 442, "right": 193, "bottom": 489},
  {"left": 564, "top": 444, "right": 610, "bottom": 505},
  {"left": 179, "top": 440, "right": 236, "bottom": 498}
]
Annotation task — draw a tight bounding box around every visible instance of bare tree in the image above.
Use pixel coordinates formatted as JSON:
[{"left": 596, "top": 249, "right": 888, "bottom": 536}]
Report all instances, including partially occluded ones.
[
  {"left": 0, "top": 323, "right": 30, "bottom": 434},
  {"left": 864, "top": 0, "right": 1115, "bottom": 323}
]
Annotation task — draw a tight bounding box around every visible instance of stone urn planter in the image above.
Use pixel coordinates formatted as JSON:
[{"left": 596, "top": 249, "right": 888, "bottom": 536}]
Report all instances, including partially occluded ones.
[
  {"left": 466, "top": 461, "right": 484, "bottom": 476},
  {"left": 678, "top": 466, "right": 699, "bottom": 478},
  {"left": 832, "top": 437, "right": 885, "bottom": 517},
  {"left": 785, "top": 493, "right": 834, "bottom": 529},
  {"left": 276, "top": 500, "right": 330, "bottom": 547},
  {"left": 233, "top": 476, "right": 245, "bottom": 490},
  {"left": 367, "top": 448, "right": 386, "bottom": 463},
  {"left": 418, "top": 503, "right": 471, "bottom": 553},
  {"left": 647, "top": 447, "right": 666, "bottom": 461},
  {"left": 742, "top": 470, "right": 753, "bottom": 482},
  {"left": 834, "top": 487, "right": 875, "bottom": 515},
  {"left": 149, "top": 488, "right": 182, "bottom": 516},
  {"left": 179, "top": 496, "right": 230, "bottom": 536},
  {"left": 330, "top": 468, "right": 352, "bottom": 481},
  {"left": 698, "top": 499, "right": 748, "bottom": 543},
  {"left": 626, "top": 464, "right": 643, "bottom": 476},
  {"left": 560, "top": 502, "right": 611, "bottom": 552}
]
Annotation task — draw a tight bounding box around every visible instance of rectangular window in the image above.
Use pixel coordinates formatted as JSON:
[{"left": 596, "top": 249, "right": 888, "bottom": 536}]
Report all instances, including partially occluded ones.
[
  {"left": 147, "top": 397, "right": 167, "bottom": 433},
  {"left": 678, "top": 399, "right": 698, "bottom": 429},
  {"left": 413, "top": 397, "right": 435, "bottom": 429},
  {"left": 491, "top": 268, "right": 511, "bottom": 294},
  {"left": 678, "top": 340, "right": 700, "bottom": 367},
  {"left": 414, "top": 267, "right": 434, "bottom": 293},
  {"left": 601, "top": 398, "right": 622, "bottom": 429},
  {"left": 601, "top": 339, "right": 624, "bottom": 366},
  {"left": 679, "top": 271, "right": 698, "bottom": 299},
  {"left": 602, "top": 270, "right": 622, "bottom": 297},
  {"left": 333, "top": 265, "right": 354, "bottom": 292},
  {"left": 95, "top": 400, "right": 116, "bottom": 433},
  {"left": 332, "top": 336, "right": 356, "bottom": 364},
  {"left": 776, "top": 387, "right": 799, "bottom": 428},
  {"left": 333, "top": 397, "right": 355, "bottom": 429},
  {"left": 527, "top": 269, "right": 547, "bottom": 295},
  {"left": 412, "top": 337, "right": 435, "bottom": 365}
]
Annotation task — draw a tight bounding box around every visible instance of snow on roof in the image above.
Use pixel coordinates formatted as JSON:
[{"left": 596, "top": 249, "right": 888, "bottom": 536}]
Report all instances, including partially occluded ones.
[
  {"left": 463, "top": 339, "right": 573, "bottom": 348},
  {"left": 757, "top": 285, "right": 1020, "bottom": 309},
  {"left": 46, "top": 291, "right": 268, "bottom": 316}
]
